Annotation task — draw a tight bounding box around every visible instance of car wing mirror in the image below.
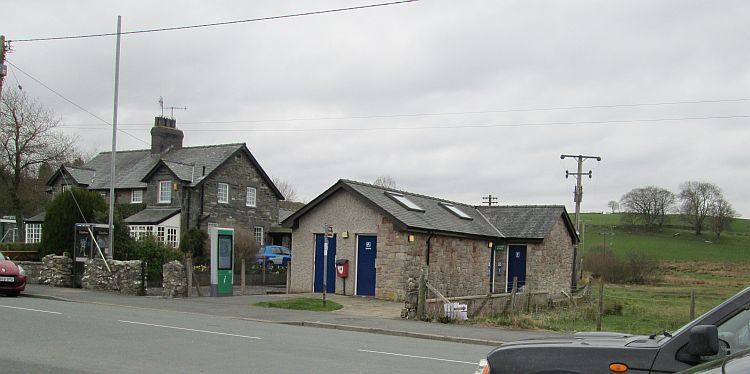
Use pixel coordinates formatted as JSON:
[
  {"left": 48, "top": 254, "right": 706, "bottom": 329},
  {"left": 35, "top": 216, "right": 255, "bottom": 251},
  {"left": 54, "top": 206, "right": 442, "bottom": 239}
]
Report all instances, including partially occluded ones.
[{"left": 688, "top": 325, "right": 719, "bottom": 356}]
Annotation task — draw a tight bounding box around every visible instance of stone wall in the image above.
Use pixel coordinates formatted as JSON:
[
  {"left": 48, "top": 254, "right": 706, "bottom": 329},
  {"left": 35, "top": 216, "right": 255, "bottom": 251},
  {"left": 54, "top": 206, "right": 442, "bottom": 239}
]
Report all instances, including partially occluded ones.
[
  {"left": 162, "top": 260, "right": 186, "bottom": 298},
  {"left": 524, "top": 218, "right": 574, "bottom": 294},
  {"left": 376, "top": 218, "right": 492, "bottom": 301},
  {"left": 18, "top": 261, "right": 43, "bottom": 284},
  {"left": 40, "top": 254, "right": 73, "bottom": 287},
  {"left": 81, "top": 258, "right": 144, "bottom": 295}
]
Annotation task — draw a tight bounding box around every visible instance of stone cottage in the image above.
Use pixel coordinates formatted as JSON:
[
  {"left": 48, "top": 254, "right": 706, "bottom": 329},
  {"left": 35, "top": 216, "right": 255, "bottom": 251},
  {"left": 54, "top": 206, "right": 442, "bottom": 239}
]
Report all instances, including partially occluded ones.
[
  {"left": 283, "top": 179, "right": 578, "bottom": 301},
  {"left": 33, "top": 116, "right": 286, "bottom": 250}
]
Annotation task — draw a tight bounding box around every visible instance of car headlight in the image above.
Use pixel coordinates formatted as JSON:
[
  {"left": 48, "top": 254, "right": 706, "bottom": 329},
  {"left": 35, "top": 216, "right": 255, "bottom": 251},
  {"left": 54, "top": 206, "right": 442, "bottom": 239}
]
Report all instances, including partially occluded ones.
[
  {"left": 18, "top": 265, "right": 26, "bottom": 275},
  {"left": 474, "top": 359, "right": 489, "bottom": 374}
]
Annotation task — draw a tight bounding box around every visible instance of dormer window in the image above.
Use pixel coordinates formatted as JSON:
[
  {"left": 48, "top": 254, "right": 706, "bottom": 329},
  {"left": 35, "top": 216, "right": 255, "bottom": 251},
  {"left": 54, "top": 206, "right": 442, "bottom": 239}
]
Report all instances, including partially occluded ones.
[
  {"left": 440, "top": 202, "right": 473, "bottom": 220},
  {"left": 158, "top": 181, "right": 172, "bottom": 203},
  {"left": 385, "top": 192, "right": 424, "bottom": 212}
]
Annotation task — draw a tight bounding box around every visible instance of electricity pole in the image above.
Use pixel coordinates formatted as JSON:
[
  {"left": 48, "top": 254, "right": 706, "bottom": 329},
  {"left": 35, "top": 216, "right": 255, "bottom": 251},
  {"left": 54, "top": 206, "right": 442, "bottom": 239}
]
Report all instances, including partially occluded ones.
[
  {"left": 560, "top": 154, "right": 601, "bottom": 233},
  {"left": 482, "top": 194, "right": 498, "bottom": 206},
  {"left": 0, "top": 35, "right": 8, "bottom": 102},
  {"left": 108, "top": 16, "right": 122, "bottom": 259}
]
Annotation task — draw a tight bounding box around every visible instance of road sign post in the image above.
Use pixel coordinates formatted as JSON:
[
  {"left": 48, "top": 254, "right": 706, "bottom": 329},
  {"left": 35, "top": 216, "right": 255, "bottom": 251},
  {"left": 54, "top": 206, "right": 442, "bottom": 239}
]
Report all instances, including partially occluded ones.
[{"left": 323, "top": 225, "right": 333, "bottom": 306}]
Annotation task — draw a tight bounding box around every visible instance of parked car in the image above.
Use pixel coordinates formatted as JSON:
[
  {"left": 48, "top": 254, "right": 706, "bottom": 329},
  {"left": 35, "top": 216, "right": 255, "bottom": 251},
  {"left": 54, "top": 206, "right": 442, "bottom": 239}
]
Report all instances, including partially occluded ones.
[
  {"left": 476, "top": 286, "right": 750, "bottom": 374},
  {"left": 0, "top": 251, "right": 27, "bottom": 297},
  {"left": 255, "top": 245, "right": 291, "bottom": 270},
  {"left": 678, "top": 348, "right": 750, "bottom": 374}
]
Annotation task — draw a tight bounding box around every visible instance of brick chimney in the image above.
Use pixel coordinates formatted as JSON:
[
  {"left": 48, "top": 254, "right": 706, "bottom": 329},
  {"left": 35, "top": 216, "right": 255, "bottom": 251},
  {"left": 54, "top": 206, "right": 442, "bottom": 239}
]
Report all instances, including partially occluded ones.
[{"left": 151, "top": 116, "right": 184, "bottom": 154}]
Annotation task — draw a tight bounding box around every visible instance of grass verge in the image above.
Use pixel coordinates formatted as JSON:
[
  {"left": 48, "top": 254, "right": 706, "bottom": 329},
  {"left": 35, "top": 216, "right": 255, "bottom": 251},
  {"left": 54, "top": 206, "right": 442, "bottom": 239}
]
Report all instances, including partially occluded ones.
[{"left": 255, "top": 297, "right": 343, "bottom": 312}]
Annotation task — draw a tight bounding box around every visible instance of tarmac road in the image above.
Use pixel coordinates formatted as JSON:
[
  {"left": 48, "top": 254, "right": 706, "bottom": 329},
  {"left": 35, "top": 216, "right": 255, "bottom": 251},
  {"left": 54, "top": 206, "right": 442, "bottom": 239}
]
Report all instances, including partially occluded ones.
[{"left": 0, "top": 296, "right": 490, "bottom": 373}]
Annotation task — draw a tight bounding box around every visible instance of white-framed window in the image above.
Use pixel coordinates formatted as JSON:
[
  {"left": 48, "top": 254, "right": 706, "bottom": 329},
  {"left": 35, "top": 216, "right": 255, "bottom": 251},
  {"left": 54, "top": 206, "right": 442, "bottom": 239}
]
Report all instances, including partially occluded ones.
[
  {"left": 254, "top": 226, "right": 264, "bottom": 246},
  {"left": 129, "top": 225, "right": 155, "bottom": 241},
  {"left": 62, "top": 185, "right": 71, "bottom": 192},
  {"left": 25, "top": 223, "right": 42, "bottom": 243},
  {"left": 218, "top": 183, "right": 229, "bottom": 204},
  {"left": 158, "top": 181, "right": 172, "bottom": 203},
  {"left": 131, "top": 189, "right": 143, "bottom": 204},
  {"left": 128, "top": 225, "right": 179, "bottom": 248},
  {"left": 246, "top": 187, "right": 257, "bottom": 207},
  {"left": 166, "top": 228, "right": 178, "bottom": 248},
  {"left": 157, "top": 226, "right": 165, "bottom": 243}
]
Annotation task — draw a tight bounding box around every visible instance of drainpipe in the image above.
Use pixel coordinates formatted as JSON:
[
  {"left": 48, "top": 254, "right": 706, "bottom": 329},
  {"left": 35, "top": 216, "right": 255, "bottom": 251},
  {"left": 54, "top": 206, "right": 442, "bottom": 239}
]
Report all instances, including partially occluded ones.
[
  {"left": 199, "top": 166, "right": 206, "bottom": 228},
  {"left": 417, "top": 232, "right": 434, "bottom": 320}
]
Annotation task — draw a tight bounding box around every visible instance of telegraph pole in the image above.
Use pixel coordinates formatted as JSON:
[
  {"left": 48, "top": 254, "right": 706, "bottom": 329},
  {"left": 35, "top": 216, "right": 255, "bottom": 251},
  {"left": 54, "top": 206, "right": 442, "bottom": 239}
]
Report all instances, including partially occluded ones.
[
  {"left": 0, "top": 35, "right": 8, "bottom": 102},
  {"left": 108, "top": 16, "right": 122, "bottom": 259},
  {"left": 482, "top": 194, "right": 498, "bottom": 206},
  {"left": 561, "top": 154, "right": 601, "bottom": 290},
  {"left": 560, "top": 154, "right": 601, "bottom": 233}
]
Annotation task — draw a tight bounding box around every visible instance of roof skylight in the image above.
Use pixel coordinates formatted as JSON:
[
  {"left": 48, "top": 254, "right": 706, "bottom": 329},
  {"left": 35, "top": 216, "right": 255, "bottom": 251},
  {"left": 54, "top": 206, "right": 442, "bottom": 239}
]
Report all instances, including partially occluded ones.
[
  {"left": 440, "top": 202, "right": 473, "bottom": 220},
  {"left": 385, "top": 192, "right": 424, "bottom": 212}
]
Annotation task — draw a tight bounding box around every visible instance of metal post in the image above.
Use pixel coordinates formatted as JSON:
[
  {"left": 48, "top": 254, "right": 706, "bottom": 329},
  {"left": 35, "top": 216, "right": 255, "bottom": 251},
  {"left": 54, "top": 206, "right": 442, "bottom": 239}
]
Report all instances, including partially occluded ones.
[
  {"left": 140, "top": 260, "right": 146, "bottom": 296},
  {"left": 690, "top": 289, "right": 696, "bottom": 320},
  {"left": 108, "top": 16, "right": 122, "bottom": 259},
  {"left": 185, "top": 256, "right": 192, "bottom": 298},
  {"left": 241, "top": 258, "right": 246, "bottom": 295},
  {"left": 323, "top": 235, "right": 328, "bottom": 306},
  {"left": 596, "top": 278, "right": 604, "bottom": 331}
]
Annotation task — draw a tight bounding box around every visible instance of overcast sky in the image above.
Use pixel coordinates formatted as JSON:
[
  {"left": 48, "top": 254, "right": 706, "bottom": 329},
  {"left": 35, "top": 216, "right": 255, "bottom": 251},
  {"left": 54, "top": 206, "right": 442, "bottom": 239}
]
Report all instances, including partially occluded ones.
[{"left": 4, "top": 1, "right": 749, "bottom": 217}]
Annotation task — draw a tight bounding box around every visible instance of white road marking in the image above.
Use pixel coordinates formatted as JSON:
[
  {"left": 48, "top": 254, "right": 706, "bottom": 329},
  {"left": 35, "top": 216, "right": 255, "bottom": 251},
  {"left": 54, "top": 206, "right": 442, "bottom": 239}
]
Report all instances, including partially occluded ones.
[
  {"left": 357, "top": 349, "right": 477, "bottom": 365},
  {"left": 0, "top": 304, "right": 61, "bottom": 315},
  {"left": 118, "top": 320, "right": 262, "bottom": 340}
]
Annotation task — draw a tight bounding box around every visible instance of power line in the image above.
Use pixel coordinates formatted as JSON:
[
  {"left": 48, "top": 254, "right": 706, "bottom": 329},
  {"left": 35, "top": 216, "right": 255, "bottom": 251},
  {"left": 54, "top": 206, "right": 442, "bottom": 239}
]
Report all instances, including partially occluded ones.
[
  {"left": 6, "top": 60, "right": 150, "bottom": 146},
  {"left": 57, "top": 114, "right": 750, "bottom": 133},
  {"left": 8, "top": 0, "right": 419, "bottom": 43},
  {"left": 60, "top": 97, "right": 750, "bottom": 127}
]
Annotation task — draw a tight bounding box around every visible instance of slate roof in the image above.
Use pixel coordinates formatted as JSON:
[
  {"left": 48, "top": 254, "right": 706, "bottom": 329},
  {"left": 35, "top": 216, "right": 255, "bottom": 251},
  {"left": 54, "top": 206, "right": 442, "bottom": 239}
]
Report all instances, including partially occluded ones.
[
  {"left": 64, "top": 166, "right": 96, "bottom": 185},
  {"left": 123, "top": 208, "right": 181, "bottom": 225},
  {"left": 284, "top": 180, "right": 501, "bottom": 239},
  {"left": 49, "top": 143, "right": 283, "bottom": 199},
  {"left": 25, "top": 212, "right": 46, "bottom": 223},
  {"left": 284, "top": 180, "right": 578, "bottom": 242},
  {"left": 477, "top": 205, "right": 578, "bottom": 241}
]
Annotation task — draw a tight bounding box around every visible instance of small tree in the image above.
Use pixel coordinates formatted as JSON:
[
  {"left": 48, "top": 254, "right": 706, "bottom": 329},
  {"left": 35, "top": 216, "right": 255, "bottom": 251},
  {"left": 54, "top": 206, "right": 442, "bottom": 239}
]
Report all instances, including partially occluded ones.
[
  {"left": 40, "top": 188, "right": 107, "bottom": 255},
  {"left": 373, "top": 175, "right": 398, "bottom": 189},
  {"left": 607, "top": 200, "right": 619, "bottom": 214},
  {"left": 234, "top": 229, "right": 260, "bottom": 265},
  {"left": 709, "top": 198, "right": 737, "bottom": 239},
  {"left": 272, "top": 176, "right": 299, "bottom": 202},
  {"left": 619, "top": 186, "right": 675, "bottom": 229}
]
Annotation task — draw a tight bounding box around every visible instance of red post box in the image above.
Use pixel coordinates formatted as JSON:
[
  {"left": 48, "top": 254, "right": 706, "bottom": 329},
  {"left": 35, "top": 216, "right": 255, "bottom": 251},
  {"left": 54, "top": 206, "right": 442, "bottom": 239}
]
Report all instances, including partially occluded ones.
[{"left": 335, "top": 259, "right": 348, "bottom": 278}]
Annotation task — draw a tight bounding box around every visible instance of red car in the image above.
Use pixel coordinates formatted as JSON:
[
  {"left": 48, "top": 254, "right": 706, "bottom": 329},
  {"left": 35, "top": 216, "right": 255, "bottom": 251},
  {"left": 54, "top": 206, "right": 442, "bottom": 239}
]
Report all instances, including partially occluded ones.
[{"left": 0, "top": 251, "right": 27, "bottom": 297}]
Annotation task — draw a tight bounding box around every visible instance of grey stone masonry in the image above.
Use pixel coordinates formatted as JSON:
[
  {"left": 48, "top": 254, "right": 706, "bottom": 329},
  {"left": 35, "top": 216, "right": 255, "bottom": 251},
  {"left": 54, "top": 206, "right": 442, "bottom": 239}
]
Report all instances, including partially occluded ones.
[
  {"left": 81, "top": 258, "right": 144, "bottom": 295},
  {"left": 18, "top": 261, "right": 43, "bottom": 284},
  {"left": 40, "top": 254, "right": 73, "bottom": 287},
  {"left": 162, "top": 260, "right": 186, "bottom": 298}
]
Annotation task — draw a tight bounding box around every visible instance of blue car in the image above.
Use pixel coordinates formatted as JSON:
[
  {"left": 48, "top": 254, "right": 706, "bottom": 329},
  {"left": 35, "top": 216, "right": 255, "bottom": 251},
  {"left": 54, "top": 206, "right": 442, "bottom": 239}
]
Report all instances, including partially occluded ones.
[{"left": 256, "top": 245, "right": 291, "bottom": 269}]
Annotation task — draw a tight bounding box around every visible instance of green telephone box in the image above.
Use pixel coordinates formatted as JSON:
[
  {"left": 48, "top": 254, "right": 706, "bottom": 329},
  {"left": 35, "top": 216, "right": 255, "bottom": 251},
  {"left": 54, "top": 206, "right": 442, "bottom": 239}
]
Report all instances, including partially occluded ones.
[{"left": 210, "top": 227, "right": 234, "bottom": 297}]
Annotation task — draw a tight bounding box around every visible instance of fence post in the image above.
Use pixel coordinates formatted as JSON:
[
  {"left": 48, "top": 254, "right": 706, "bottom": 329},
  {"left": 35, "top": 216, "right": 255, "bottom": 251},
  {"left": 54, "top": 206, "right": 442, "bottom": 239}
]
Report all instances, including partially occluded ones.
[
  {"left": 596, "top": 278, "right": 604, "bottom": 331},
  {"left": 139, "top": 260, "right": 146, "bottom": 296},
  {"left": 241, "top": 259, "right": 246, "bottom": 295},
  {"left": 185, "top": 256, "right": 192, "bottom": 298},
  {"left": 510, "top": 276, "right": 518, "bottom": 313},
  {"left": 690, "top": 289, "right": 696, "bottom": 320},
  {"left": 262, "top": 257, "right": 266, "bottom": 286}
]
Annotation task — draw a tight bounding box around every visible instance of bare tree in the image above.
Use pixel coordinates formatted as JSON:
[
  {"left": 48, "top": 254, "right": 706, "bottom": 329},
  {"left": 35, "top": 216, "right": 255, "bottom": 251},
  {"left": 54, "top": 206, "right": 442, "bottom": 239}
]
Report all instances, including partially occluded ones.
[
  {"left": 709, "top": 198, "right": 737, "bottom": 239},
  {"left": 607, "top": 200, "right": 619, "bottom": 213},
  {"left": 619, "top": 186, "right": 675, "bottom": 229},
  {"left": 272, "top": 176, "right": 299, "bottom": 202},
  {"left": 234, "top": 229, "right": 260, "bottom": 264},
  {"left": 373, "top": 175, "right": 398, "bottom": 189},
  {"left": 678, "top": 181, "right": 722, "bottom": 235},
  {"left": 1, "top": 87, "right": 74, "bottom": 237}
]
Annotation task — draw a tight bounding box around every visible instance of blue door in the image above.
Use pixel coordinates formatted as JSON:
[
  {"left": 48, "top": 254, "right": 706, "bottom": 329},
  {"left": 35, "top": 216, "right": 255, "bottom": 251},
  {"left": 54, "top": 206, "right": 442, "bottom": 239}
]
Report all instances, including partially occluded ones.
[
  {"left": 314, "top": 234, "right": 336, "bottom": 293},
  {"left": 506, "top": 245, "right": 527, "bottom": 292},
  {"left": 356, "top": 235, "right": 377, "bottom": 296}
]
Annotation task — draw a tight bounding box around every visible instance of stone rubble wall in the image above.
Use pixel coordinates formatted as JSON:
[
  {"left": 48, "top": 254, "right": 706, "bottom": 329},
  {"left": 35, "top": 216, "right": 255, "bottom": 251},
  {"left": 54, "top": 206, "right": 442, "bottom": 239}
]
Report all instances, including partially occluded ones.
[
  {"left": 81, "top": 258, "right": 144, "bottom": 295},
  {"left": 18, "top": 261, "right": 43, "bottom": 284},
  {"left": 40, "top": 254, "right": 74, "bottom": 287},
  {"left": 162, "top": 260, "right": 186, "bottom": 298}
]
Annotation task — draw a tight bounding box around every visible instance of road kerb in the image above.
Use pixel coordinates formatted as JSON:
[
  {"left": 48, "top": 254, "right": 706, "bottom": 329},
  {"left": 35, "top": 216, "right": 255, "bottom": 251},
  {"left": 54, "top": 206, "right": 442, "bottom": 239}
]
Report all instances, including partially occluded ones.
[{"left": 297, "top": 321, "right": 504, "bottom": 346}]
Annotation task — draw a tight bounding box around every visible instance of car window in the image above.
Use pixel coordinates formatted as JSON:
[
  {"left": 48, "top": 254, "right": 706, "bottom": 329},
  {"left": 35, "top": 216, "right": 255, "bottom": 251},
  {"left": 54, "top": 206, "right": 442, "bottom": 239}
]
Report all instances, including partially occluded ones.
[
  {"left": 272, "top": 247, "right": 282, "bottom": 255},
  {"left": 723, "top": 349, "right": 750, "bottom": 373},
  {"left": 281, "top": 248, "right": 290, "bottom": 256},
  {"left": 0, "top": 252, "right": 5, "bottom": 261},
  {"left": 718, "top": 308, "right": 750, "bottom": 353}
]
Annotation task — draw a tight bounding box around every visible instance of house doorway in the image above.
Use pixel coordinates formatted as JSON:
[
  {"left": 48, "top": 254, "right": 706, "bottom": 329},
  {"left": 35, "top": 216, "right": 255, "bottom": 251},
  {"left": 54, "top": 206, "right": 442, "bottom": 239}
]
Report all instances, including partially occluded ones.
[
  {"left": 314, "top": 234, "right": 336, "bottom": 293},
  {"left": 356, "top": 235, "right": 377, "bottom": 296}
]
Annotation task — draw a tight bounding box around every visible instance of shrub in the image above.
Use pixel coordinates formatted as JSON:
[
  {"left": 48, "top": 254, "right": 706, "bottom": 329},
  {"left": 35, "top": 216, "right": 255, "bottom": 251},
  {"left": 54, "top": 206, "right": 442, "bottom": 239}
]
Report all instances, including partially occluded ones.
[
  {"left": 129, "top": 236, "right": 182, "bottom": 280},
  {"left": 0, "top": 243, "right": 40, "bottom": 260},
  {"left": 583, "top": 246, "right": 659, "bottom": 284},
  {"left": 40, "top": 188, "right": 107, "bottom": 256},
  {"left": 179, "top": 228, "right": 208, "bottom": 259}
]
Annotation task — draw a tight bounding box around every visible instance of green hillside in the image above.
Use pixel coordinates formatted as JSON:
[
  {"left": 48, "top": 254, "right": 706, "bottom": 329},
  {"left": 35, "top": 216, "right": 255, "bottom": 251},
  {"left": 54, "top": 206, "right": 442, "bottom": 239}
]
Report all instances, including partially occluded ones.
[{"left": 574, "top": 213, "right": 750, "bottom": 263}]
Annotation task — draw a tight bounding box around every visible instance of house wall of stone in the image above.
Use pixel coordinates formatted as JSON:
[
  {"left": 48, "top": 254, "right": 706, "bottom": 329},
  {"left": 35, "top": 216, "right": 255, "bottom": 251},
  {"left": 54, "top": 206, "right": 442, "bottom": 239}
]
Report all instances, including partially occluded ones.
[
  {"left": 145, "top": 167, "right": 182, "bottom": 208},
  {"left": 376, "top": 218, "right": 492, "bottom": 301},
  {"left": 522, "top": 217, "right": 574, "bottom": 294},
  {"left": 189, "top": 151, "right": 280, "bottom": 245},
  {"left": 48, "top": 170, "right": 82, "bottom": 196},
  {"left": 288, "top": 189, "right": 378, "bottom": 295}
]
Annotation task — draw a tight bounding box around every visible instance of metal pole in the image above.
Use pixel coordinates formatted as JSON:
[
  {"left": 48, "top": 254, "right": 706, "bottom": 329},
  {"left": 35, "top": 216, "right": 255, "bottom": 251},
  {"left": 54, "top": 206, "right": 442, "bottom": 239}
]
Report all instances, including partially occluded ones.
[
  {"left": 596, "top": 278, "right": 604, "bottom": 331},
  {"left": 575, "top": 156, "right": 583, "bottom": 232},
  {"left": 323, "top": 234, "right": 328, "bottom": 306},
  {"left": 108, "top": 16, "right": 122, "bottom": 259}
]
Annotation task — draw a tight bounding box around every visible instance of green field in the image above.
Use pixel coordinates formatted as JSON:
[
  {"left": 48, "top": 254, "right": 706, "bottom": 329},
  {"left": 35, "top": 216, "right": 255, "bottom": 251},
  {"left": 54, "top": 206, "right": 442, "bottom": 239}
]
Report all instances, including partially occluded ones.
[{"left": 474, "top": 213, "right": 750, "bottom": 334}]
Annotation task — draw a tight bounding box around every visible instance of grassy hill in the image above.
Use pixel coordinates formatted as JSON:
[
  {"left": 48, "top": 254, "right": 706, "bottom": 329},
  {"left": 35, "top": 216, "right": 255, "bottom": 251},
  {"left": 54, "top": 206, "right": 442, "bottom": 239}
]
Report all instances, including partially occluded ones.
[{"left": 575, "top": 213, "right": 750, "bottom": 262}]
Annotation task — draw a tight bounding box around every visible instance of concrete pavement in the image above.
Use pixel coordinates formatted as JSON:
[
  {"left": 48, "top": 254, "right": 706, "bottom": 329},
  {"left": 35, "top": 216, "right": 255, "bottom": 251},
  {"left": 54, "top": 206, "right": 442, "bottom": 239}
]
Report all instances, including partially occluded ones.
[{"left": 22, "top": 283, "right": 567, "bottom": 346}]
